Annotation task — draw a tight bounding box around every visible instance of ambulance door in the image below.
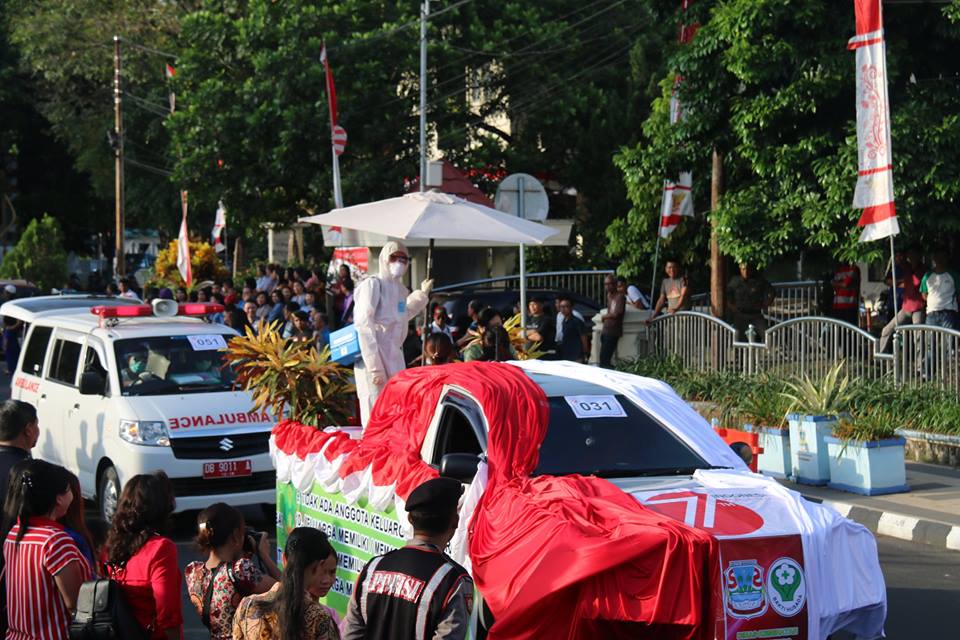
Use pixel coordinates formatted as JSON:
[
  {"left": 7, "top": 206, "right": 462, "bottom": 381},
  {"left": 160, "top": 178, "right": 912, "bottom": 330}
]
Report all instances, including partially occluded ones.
[
  {"left": 39, "top": 330, "right": 85, "bottom": 467},
  {"left": 68, "top": 339, "right": 111, "bottom": 491},
  {"left": 11, "top": 324, "right": 52, "bottom": 405}
]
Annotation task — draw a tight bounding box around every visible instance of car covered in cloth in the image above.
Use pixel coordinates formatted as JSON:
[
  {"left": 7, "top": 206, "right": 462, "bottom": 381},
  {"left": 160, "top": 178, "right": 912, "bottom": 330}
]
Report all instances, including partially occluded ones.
[{"left": 270, "top": 360, "right": 886, "bottom": 640}]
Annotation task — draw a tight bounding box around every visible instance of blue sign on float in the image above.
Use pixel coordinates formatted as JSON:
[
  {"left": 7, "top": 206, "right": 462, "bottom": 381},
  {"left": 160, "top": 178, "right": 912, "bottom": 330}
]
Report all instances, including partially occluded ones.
[{"left": 329, "top": 324, "right": 362, "bottom": 365}]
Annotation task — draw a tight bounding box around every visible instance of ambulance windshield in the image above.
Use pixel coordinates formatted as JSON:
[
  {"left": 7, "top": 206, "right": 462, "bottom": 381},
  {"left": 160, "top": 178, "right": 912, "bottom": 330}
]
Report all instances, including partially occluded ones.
[{"left": 114, "top": 335, "right": 235, "bottom": 396}]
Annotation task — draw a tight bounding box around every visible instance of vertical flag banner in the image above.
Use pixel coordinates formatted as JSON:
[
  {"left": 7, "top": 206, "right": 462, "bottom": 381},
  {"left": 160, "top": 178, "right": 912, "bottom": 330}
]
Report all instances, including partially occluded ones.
[
  {"left": 177, "top": 190, "right": 193, "bottom": 287},
  {"left": 212, "top": 200, "right": 227, "bottom": 253},
  {"left": 164, "top": 63, "right": 176, "bottom": 113},
  {"left": 660, "top": 172, "right": 695, "bottom": 238},
  {"left": 659, "top": 0, "right": 697, "bottom": 238},
  {"left": 321, "top": 43, "right": 347, "bottom": 210},
  {"left": 848, "top": 0, "right": 898, "bottom": 242}
]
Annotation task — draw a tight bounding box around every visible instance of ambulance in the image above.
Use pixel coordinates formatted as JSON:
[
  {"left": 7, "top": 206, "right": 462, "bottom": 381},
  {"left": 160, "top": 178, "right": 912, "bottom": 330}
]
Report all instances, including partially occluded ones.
[{"left": 2, "top": 295, "right": 274, "bottom": 521}]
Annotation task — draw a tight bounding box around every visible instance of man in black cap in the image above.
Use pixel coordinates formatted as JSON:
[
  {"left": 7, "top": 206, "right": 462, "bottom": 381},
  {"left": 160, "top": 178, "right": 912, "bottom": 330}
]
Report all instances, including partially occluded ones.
[{"left": 341, "top": 477, "right": 474, "bottom": 640}]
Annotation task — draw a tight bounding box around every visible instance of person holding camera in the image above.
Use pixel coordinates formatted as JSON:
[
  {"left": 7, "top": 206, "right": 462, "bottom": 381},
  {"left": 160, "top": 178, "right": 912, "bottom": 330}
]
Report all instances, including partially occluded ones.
[{"left": 184, "top": 503, "right": 281, "bottom": 640}]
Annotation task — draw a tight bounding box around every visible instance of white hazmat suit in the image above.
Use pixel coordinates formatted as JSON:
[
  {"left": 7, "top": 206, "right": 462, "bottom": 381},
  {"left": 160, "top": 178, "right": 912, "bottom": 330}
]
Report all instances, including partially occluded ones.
[{"left": 354, "top": 241, "right": 431, "bottom": 424}]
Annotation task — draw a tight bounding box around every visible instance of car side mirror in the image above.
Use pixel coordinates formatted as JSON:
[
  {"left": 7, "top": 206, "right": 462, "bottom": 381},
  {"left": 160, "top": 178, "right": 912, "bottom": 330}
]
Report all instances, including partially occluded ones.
[
  {"left": 439, "top": 453, "right": 480, "bottom": 483},
  {"left": 79, "top": 371, "right": 107, "bottom": 396}
]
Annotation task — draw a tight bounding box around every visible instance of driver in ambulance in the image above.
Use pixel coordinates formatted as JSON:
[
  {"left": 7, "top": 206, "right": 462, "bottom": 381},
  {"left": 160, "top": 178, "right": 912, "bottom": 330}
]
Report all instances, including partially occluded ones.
[
  {"left": 354, "top": 241, "right": 432, "bottom": 424},
  {"left": 120, "top": 344, "right": 153, "bottom": 388}
]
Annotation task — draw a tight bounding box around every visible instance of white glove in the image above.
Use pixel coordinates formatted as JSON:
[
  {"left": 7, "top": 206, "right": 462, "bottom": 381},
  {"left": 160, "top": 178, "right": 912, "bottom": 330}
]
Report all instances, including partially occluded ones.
[{"left": 420, "top": 278, "right": 434, "bottom": 295}]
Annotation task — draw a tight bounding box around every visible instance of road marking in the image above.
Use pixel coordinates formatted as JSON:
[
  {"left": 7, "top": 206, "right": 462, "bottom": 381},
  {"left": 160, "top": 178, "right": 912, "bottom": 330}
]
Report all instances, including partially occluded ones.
[{"left": 877, "top": 512, "right": 919, "bottom": 541}]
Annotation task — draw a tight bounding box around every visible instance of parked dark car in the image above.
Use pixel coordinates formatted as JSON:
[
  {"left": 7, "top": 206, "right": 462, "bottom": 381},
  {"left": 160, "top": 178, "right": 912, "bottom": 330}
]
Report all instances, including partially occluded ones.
[{"left": 430, "top": 288, "right": 601, "bottom": 338}]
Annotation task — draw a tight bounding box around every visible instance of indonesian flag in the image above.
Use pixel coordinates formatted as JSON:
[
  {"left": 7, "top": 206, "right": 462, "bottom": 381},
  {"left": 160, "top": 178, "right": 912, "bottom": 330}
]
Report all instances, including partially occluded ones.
[
  {"left": 164, "top": 63, "right": 176, "bottom": 113},
  {"left": 660, "top": 172, "right": 694, "bottom": 238},
  {"left": 321, "top": 44, "right": 347, "bottom": 156},
  {"left": 177, "top": 190, "right": 192, "bottom": 287},
  {"left": 849, "top": 0, "right": 899, "bottom": 242},
  {"left": 211, "top": 200, "right": 227, "bottom": 253}
]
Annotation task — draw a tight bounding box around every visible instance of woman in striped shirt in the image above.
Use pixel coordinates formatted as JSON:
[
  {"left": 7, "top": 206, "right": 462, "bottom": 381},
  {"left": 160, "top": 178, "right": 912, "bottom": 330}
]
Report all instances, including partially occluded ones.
[{"left": 1, "top": 459, "right": 91, "bottom": 640}]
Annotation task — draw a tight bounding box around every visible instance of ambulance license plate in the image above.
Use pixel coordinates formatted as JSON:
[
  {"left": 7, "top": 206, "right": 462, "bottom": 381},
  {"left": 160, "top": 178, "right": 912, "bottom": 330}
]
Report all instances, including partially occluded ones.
[{"left": 203, "top": 460, "right": 252, "bottom": 479}]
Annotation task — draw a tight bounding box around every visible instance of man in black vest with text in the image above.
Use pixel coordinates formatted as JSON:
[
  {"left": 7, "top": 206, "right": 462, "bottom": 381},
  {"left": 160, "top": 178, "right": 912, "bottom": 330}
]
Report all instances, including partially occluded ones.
[{"left": 342, "top": 477, "right": 474, "bottom": 640}]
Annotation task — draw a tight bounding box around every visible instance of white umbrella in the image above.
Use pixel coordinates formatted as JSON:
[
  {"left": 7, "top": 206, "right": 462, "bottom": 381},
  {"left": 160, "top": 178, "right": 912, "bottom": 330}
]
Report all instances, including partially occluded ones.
[
  {"left": 301, "top": 190, "right": 558, "bottom": 346},
  {"left": 299, "top": 190, "right": 557, "bottom": 245}
]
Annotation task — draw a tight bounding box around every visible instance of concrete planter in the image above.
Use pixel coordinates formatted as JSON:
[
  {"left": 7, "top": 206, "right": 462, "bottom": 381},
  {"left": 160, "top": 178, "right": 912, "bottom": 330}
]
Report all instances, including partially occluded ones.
[
  {"left": 787, "top": 414, "right": 837, "bottom": 485},
  {"left": 825, "top": 436, "right": 909, "bottom": 496},
  {"left": 745, "top": 424, "right": 791, "bottom": 479}
]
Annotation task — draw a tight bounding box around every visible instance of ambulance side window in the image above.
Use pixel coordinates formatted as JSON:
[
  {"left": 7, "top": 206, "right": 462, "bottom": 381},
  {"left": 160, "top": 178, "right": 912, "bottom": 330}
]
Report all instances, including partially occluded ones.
[
  {"left": 83, "top": 345, "right": 109, "bottom": 394},
  {"left": 20, "top": 326, "right": 52, "bottom": 376},
  {"left": 47, "top": 339, "right": 82, "bottom": 386}
]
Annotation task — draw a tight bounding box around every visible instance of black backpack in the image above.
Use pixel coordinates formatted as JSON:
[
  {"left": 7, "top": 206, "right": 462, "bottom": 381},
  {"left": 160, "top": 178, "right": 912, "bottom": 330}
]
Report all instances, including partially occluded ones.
[{"left": 69, "top": 578, "right": 150, "bottom": 640}]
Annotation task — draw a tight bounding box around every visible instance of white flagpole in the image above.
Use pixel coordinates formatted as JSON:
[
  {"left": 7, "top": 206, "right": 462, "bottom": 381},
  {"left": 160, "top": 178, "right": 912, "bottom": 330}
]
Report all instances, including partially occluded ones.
[
  {"left": 331, "top": 146, "right": 344, "bottom": 209},
  {"left": 889, "top": 234, "right": 899, "bottom": 327}
]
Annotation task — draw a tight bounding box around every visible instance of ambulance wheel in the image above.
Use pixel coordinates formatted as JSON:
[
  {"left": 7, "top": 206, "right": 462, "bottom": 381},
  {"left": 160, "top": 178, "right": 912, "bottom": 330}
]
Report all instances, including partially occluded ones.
[{"left": 98, "top": 465, "right": 121, "bottom": 523}]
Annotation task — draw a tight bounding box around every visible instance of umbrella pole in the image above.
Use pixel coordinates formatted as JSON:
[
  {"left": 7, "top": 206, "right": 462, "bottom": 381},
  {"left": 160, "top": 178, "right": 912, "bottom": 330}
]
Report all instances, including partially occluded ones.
[{"left": 421, "top": 237, "right": 435, "bottom": 358}]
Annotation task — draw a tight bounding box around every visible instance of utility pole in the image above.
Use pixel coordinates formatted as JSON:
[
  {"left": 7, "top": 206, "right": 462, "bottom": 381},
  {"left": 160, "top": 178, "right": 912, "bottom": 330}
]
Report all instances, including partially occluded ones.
[
  {"left": 113, "top": 35, "right": 126, "bottom": 278},
  {"left": 710, "top": 149, "right": 725, "bottom": 318},
  {"left": 419, "top": 0, "right": 429, "bottom": 194}
]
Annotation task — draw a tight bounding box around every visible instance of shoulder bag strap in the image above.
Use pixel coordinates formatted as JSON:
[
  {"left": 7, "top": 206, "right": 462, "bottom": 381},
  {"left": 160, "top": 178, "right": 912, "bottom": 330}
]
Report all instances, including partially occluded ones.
[{"left": 201, "top": 563, "right": 229, "bottom": 629}]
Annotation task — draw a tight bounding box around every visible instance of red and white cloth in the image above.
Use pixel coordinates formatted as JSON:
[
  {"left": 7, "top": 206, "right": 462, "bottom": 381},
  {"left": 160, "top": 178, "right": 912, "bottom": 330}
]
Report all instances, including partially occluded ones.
[
  {"left": 660, "top": 172, "right": 695, "bottom": 238},
  {"left": 849, "top": 0, "right": 899, "bottom": 242},
  {"left": 4, "top": 518, "right": 92, "bottom": 640},
  {"left": 177, "top": 190, "right": 192, "bottom": 287}
]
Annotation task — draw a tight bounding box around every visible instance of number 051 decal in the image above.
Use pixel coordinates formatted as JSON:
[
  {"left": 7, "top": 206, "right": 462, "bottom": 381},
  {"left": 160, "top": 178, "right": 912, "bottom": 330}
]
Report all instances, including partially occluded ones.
[{"left": 564, "top": 395, "right": 626, "bottom": 418}]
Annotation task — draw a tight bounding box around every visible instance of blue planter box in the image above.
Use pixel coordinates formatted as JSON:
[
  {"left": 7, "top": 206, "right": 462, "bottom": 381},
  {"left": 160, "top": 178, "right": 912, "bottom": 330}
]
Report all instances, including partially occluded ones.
[
  {"left": 745, "top": 424, "right": 791, "bottom": 479},
  {"left": 787, "top": 414, "right": 837, "bottom": 485},
  {"left": 825, "top": 436, "right": 909, "bottom": 496}
]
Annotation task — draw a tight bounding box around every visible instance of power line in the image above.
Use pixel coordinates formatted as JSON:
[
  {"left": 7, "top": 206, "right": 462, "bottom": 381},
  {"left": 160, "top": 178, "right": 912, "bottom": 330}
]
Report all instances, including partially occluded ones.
[{"left": 126, "top": 157, "right": 173, "bottom": 177}]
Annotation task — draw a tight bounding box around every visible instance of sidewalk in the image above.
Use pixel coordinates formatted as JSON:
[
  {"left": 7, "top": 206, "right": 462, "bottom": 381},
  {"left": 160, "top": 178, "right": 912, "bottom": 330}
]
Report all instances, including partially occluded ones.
[{"left": 779, "top": 461, "right": 960, "bottom": 551}]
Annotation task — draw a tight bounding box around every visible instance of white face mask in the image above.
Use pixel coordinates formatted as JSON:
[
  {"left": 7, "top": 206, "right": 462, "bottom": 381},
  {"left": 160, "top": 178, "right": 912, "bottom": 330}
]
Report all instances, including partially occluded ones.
[{"left": 388, "top": 261, "right": 407, "bottom": 278}]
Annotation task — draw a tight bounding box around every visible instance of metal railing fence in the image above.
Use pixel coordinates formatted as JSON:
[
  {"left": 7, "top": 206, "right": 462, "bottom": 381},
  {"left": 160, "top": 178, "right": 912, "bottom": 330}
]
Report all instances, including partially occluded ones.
[
  {"left": 435, "top": 270, "right": 614, "bottom": 305},
  {"left": 689, "top": 280, "right": 821, "bottom": 323},
  {"left": 643, "top": 311, "right": 959, "bottom": 397}
]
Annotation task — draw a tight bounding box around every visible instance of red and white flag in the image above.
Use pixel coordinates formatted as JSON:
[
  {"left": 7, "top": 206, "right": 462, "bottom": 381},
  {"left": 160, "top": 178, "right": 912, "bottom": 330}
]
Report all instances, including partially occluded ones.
[
  {"left": 660, "top": 172, "right": 694, "bottom": 238},
  {"left": 177, "top": 190, "right": 192, "bottom": 287},
  {"left": 321, "top": 43, "right": 346, "bottom": 209},
  {"left": 849, "top": 0, "right": 898, "bottom": 242},
  {"left": 211, "top": 200, "right": 227, "bottom": 253},
  {"left": 164, "top": 63, "right": 176, "bottom": 113}
]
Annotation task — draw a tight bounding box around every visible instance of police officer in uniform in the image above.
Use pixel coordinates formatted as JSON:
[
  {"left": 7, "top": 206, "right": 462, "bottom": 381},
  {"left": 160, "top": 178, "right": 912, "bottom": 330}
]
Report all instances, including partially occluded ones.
[
  {"left": 726, "top": 263, "right": 776, "bottom": 342},
  {"left": 341, "top": 477, "right": 474, "bottom": 640}
]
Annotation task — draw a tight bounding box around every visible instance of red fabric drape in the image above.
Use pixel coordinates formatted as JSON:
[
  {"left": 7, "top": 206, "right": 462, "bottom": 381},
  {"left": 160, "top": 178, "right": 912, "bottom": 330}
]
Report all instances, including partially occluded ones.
[{"left": 272, "top": 362, "right": 719, "bottom": 639}]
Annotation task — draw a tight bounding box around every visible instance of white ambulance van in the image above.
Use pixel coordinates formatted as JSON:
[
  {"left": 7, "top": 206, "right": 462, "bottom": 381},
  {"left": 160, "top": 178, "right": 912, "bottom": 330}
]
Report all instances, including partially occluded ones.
[{"left": 1, "top": 296, "right": 275, "bottom": 522}]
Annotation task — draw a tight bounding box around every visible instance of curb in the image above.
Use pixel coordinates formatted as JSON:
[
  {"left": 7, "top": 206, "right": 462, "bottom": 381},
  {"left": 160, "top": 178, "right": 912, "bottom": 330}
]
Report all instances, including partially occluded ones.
[{"left": 801, "top": 494, "right": 960, "bottom": 552}]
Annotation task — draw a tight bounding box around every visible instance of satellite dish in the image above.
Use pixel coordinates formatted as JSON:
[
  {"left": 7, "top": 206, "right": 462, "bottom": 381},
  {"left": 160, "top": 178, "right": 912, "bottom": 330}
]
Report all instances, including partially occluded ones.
[{"left": 495, "top": 173, "right": 549, "bottom": 222}]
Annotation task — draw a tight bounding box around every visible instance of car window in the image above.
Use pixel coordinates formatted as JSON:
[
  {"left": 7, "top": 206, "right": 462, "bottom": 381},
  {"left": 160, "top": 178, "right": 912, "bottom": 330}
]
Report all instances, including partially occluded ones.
[
  {"left": 47, "top": 338, "right": 83, "bottom": 386},
  {"left": 20, "top": 325, "right": 52, "bottom": 376},
  {"left": 82, "top": 343, "right": 109, "bottom": 391},
  {"left": 533, "top": 395, "right": 710, "bottom": 478},
  {"left": 431, "top": 404, "right": 483, "bottom": 464},
  {"left": 114, "top": 335, "right": 235, "bottom": 396}
]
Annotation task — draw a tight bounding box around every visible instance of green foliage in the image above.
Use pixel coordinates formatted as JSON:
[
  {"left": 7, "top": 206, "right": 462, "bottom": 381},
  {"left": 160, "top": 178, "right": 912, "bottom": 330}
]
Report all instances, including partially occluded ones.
[
  {"left": 780, "top": 361, "right": 853, "bottom": 417},
  {"left": 610, "top": 0, "right": 960, "bottom": 278},
  {"left": 0, "top": 213, "right": 67, "bottom": 291},
  {"left": 5, "top": 0, "right": 186, "bottom": 233},
  {"left": 620, "top": 356, "right": 960, "bottom": 437}
]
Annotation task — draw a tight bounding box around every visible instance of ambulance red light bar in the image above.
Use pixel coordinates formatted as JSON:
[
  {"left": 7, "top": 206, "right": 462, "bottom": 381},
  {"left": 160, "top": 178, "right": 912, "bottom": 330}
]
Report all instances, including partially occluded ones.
[
  {"left": 178, "top": 303, "right": 224, "bottom": 316},
  {"left": 90, "top": 305, "right": 154, "bottom": 318}
]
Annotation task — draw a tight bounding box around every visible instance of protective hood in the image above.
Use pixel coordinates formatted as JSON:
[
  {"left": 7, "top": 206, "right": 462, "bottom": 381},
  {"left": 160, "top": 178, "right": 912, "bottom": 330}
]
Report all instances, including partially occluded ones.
[{"left": 378, "top": 240, "right": 409, "bottom": 280}]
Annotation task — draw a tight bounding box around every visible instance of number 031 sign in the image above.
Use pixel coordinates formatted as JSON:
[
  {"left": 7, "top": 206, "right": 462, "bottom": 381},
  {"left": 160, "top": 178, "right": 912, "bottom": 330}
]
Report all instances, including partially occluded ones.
[{"left": 564, "top": 395, "right": 626, "bottom": 419}]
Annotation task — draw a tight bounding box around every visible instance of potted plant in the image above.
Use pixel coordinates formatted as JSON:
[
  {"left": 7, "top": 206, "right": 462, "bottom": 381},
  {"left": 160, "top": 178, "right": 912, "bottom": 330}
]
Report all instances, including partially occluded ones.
[
  {"left": 739, "top": 380, "right": 792, "bottom": 478},
  {"left": 825, "top": 406, "right": 908, "bottom": 495},
  {"left": 781, "top": 362, "right": 853, "bottom": 485},
  {"left": 224, "top": 321, "right": 356, "bottom": 427}
]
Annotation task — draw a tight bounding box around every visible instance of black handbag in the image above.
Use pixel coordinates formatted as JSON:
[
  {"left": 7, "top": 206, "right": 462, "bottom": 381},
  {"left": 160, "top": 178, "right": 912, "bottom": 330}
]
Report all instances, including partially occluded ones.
[{"left": 69, "top": 578, "right": 150, "bottom": 640}]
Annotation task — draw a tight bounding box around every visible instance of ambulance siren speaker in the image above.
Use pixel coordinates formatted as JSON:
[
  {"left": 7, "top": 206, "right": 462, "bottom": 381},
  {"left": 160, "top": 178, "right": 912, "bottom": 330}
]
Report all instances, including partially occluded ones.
[{"left": 151, "top": 299, "right": 179, "bottom": 318}]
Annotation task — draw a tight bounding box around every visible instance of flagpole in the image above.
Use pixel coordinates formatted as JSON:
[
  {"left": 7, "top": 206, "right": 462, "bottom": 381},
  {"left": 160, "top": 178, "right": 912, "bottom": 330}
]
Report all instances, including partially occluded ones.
[
  {"left": 649, "top": 233, "right": 662, "bottom": 313},
  {"left": 331, "top": 146, "right": 344, "bottom": 209},
  {"left": 889, "top": 234, "right": 898, "bottom": 327},
  {"left": 419, "top": 0, "right": 429, "bottom": 194}
]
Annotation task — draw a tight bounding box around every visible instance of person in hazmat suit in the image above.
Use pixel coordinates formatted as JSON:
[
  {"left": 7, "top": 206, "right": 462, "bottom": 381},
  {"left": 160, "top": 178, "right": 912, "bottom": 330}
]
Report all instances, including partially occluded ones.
[{"left": 354, "top": 241, "right": 433, "bottom": 424}]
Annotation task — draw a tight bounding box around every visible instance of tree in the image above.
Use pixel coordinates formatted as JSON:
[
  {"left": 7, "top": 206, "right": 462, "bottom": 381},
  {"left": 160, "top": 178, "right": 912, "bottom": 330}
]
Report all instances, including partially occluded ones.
[
  {"left": 4, "top": 0, "right": 194, "bottom": 235},
  {"left": 0, "top": 213, "right": 67, "bottom": 291},
  {"left": 609, "top": 0, "right": 960, "bottom": 281}
]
